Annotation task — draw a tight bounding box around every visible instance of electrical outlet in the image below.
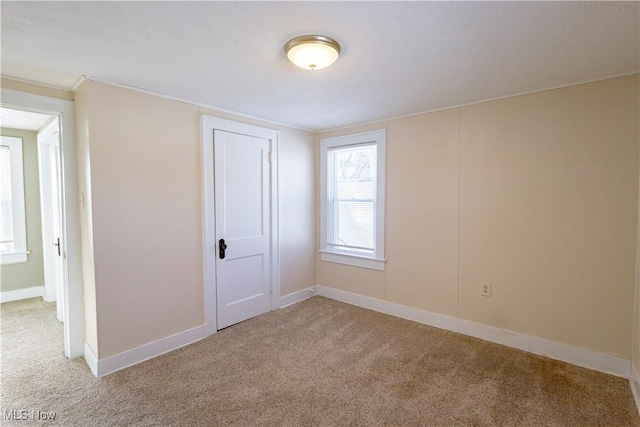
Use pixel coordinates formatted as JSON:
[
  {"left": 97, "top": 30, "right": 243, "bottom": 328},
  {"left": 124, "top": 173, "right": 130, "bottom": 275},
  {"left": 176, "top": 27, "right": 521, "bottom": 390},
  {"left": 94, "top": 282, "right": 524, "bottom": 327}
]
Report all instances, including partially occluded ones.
[{"left": 480, "top": 281, "right": 492, "bottom": 297}]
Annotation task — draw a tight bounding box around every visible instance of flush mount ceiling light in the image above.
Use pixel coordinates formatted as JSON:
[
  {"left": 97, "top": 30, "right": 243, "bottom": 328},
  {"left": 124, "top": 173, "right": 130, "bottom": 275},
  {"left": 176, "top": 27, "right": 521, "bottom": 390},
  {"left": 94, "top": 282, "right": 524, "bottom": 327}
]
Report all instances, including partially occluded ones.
[{"left": 284, "top": 35, "right": 341, "bottom": 71}]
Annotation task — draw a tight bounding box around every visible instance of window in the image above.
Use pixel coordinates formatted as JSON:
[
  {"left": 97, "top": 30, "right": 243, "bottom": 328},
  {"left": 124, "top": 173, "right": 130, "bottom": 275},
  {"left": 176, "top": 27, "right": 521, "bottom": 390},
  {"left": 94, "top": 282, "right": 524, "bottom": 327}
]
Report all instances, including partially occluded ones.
[
  {"left": 0, "top": 136, "right": 27, "bottom": 265},
  {"left": 320, "top": 130, "right": 386, "bottom": 270}
]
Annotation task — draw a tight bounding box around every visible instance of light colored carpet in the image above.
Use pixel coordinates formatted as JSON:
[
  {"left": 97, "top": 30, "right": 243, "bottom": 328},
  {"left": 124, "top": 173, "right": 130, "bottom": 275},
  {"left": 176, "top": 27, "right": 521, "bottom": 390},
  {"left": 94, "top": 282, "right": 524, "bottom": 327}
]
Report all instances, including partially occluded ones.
[{"left": 1, "top": 296, "right": 639, "bottom": 426}]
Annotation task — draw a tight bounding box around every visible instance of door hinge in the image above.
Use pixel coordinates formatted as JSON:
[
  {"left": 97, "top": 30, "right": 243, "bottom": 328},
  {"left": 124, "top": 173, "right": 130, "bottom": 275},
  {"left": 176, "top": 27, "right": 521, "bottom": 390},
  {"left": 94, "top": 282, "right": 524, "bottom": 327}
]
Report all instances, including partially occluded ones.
[{"left": 268, "top": 151, "right": 272, "bottom": 163}]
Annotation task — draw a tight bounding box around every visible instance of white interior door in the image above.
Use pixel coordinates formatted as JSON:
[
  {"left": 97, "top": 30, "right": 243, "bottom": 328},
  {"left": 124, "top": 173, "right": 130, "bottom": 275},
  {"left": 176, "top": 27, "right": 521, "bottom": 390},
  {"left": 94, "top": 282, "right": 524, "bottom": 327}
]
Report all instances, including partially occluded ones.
[
  {"left": 37, "top": 118, "right": 65, "bottom": 323},
  {"left": 214, "top": 129, "right": 271, "bottom": 329}
]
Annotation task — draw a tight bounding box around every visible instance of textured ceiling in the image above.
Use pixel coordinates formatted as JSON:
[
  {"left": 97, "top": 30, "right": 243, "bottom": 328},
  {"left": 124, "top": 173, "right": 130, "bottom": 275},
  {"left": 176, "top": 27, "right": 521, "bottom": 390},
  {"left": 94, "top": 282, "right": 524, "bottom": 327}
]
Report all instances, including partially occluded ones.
[{"left": 1, "top": 2, "right": 638, "bottom": 131}]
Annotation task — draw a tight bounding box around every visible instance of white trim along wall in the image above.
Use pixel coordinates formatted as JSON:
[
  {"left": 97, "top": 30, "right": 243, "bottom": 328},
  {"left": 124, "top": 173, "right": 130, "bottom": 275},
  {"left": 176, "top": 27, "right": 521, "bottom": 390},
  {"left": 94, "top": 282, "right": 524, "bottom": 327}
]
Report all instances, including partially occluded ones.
[
  {"left": 279, "top": 287, "right": 316, "bottom": 309},
  {"left": 632, "top": 365, "right": 640, "bottom": 416},
  {"left": 314, "top": 285, "right": 631, "bottom": 378},
  {"left": 79, "top": 283, "right": 635, "bottom": 384},
  {"left": 0, "top": 286, "right": 44, "bottom": 303},
  {"left": 84, "top": 325, "right": 207, "bottom": 377}
]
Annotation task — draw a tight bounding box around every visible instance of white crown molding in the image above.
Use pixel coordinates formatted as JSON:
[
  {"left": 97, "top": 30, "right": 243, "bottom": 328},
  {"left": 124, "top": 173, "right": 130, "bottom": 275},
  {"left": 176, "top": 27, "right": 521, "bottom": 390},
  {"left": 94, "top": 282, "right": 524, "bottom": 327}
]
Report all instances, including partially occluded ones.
[
  {"left": 318, "top": 70, "right": 640, "bottom": 134},
  {"left": 1, "top": 74, "right": 73, "bottom": 92},
  {"left": 315, "top": 285, "right": 631, "bottom": 378},
  {"left": 81, "top": 75, "right": 314, "bottom": 133},
  {"left": 71, "top": 75, "right": 87, "bottom": 93}
]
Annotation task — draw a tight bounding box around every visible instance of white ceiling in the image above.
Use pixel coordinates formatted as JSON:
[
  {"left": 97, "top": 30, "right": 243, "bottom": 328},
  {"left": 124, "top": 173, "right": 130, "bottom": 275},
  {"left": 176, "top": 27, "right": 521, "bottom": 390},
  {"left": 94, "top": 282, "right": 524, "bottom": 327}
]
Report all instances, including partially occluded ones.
[
  {"left": 1, "top": 2, "right": 638, "bottom": 132},
  {"left": 1, "top": 107, "right": 53, "bottom": 131}
]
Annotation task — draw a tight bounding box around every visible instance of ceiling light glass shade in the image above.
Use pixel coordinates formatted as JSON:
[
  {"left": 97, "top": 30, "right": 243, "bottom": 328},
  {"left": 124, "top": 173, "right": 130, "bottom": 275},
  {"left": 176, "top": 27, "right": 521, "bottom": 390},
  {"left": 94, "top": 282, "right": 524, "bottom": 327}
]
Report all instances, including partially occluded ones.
[{"left": 284, "top": 35, "right": 341, "bottom": 71}]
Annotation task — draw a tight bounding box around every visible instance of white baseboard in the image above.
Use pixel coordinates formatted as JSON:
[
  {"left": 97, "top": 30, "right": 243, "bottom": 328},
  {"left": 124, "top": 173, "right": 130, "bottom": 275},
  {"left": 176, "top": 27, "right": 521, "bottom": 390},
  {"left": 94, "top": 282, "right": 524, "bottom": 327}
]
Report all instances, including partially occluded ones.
[
  {"left": 315, "top": 285, "right": 631, "bottom": 378},
  {"left": 85, "top": 287, "right": 316, "bottom": 378},
  {"left": 0, "top": 286, "right": 44, "bottom": 303},
  {"left": 631, "top": 364, "right": 640, "bottom": 416},
  {"left": 279, "top": 287, "right": 317, "bottom": 309},
  {"left": 87, "top": 325, "right": 207, "bottom": 377},
  {"left": 83, "top": 343, "right": 98, "bottom": 377}
]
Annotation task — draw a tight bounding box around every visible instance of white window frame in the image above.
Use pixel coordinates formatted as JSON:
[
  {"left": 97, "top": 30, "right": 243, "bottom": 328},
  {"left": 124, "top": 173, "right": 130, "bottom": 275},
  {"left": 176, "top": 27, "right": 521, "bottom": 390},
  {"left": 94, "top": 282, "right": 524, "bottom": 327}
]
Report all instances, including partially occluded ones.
[
  {"left": 1, "top": 136, "right": 28, "bottom": 265},
  {"left": 320, "top": 129, "right": 386, "bottom": 271}
]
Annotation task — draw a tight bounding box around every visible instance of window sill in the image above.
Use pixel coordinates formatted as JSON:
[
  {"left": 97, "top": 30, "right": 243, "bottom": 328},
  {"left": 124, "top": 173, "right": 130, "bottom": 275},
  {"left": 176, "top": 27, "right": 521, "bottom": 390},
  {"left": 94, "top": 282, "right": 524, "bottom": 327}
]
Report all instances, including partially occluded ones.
[
  {"left": 319, "top": 250, "right": 386, "bottom": 271},
  {"left": 0, "top": 251, "right": 28, "bottom": 265}
]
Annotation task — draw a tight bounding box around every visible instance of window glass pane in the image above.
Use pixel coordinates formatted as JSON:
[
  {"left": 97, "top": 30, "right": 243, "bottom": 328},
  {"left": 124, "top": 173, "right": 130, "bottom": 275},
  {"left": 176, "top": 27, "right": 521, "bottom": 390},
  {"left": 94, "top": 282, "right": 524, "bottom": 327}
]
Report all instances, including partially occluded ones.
[
  {"left": 330, "top": 144, "right": 376, "bottom": 252},
  {"left": 335, "top": 144, "right": 376, "bottom": 200},
  {"left": 0, "top": 146, "right": 14, "bottom": 253},
  {"left": 336, "top": 200, "right": 374, "bottom": 251}
]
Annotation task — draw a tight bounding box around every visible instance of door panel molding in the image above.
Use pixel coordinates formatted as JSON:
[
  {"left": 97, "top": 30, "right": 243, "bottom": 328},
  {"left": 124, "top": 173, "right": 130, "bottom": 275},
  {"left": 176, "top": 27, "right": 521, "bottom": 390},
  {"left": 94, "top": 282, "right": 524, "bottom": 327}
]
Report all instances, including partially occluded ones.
[
  {"left": 214, "top": 129, "right": 270, "bottom": 328},
  {"left": 201, "top": 116, "right": 279, "bottom": 335}
]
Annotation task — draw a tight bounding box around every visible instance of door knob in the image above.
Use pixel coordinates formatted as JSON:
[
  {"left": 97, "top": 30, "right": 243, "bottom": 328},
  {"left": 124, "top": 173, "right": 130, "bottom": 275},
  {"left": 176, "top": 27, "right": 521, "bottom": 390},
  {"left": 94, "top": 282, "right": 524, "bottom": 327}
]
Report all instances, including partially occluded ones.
[
  {"left": 52, "top": 237, "right": 61, "bottom": 257},
  {"left": 219, "top": 239, "right": 227, "bottom": 259}
]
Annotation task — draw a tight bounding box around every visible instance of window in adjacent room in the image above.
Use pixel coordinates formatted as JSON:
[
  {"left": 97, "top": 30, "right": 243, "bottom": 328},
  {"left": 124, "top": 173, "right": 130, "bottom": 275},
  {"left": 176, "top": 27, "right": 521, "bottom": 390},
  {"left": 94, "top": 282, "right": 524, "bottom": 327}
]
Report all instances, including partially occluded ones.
[
  {"left": 0, "top": 136, "right": 27, "bottom": 265},
  {"left": 320, "top": 129, "right": 386, "bottom": 270}
]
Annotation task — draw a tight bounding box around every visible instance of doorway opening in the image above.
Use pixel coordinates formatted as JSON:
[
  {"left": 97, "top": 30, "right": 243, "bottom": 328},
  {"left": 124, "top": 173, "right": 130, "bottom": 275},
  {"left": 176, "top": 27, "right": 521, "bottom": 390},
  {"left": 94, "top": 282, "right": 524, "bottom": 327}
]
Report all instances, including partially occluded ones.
[
  {"left": 1, "top": 107, "right": 65, "bottom": 348},
  {"left": 1, "top": 88, "right": 84, "bottom": 359}
]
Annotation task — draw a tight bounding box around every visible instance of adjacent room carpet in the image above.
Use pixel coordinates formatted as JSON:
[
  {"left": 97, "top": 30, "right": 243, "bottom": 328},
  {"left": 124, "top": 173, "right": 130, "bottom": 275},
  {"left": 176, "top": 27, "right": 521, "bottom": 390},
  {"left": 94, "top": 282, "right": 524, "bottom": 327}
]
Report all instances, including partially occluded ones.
[{"left": 1, "top": 296, "right": 638, "bottom": 426}]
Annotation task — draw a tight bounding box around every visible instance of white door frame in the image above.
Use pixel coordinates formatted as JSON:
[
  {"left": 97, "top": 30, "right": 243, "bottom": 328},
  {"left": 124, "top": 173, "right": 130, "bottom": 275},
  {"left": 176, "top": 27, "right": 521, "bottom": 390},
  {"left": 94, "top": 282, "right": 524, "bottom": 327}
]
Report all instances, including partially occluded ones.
[
  {"left": 201, "top": 116, "right": 280, "bottom": 336},
  {"left": 37, "top": 118, "right": 64, "bottom": 316},
  {"left": 1, "top": 88, "right": 84, "bottom": 359}
]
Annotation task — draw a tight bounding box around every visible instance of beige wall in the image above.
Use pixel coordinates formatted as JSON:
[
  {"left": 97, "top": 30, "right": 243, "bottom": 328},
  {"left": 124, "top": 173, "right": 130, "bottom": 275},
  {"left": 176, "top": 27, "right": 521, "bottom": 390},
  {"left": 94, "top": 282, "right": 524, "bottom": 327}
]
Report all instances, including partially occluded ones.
[
  {"left": 1, "top": 77, "right": 74, "bottom": 101},
  {"left": 0, "top": 128, "right": 45, "bottom": 292},
  {"left": 459, "top": 76, "right": 638, "bottom": 358},
  {"left": 278, "top": 126, "right": 316, "bottom": 295},
  {"left": 317, "top": 75, "right": 639, "bottom": 359},
  {"left": 76, "top": 80, "right": 315, "bottom": 358},
  {"left": 387, "top": 110, "right": 460, "bottom": 315},
  {"left": 78, "top": 81, "right": 203, "bottom": 358}
]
